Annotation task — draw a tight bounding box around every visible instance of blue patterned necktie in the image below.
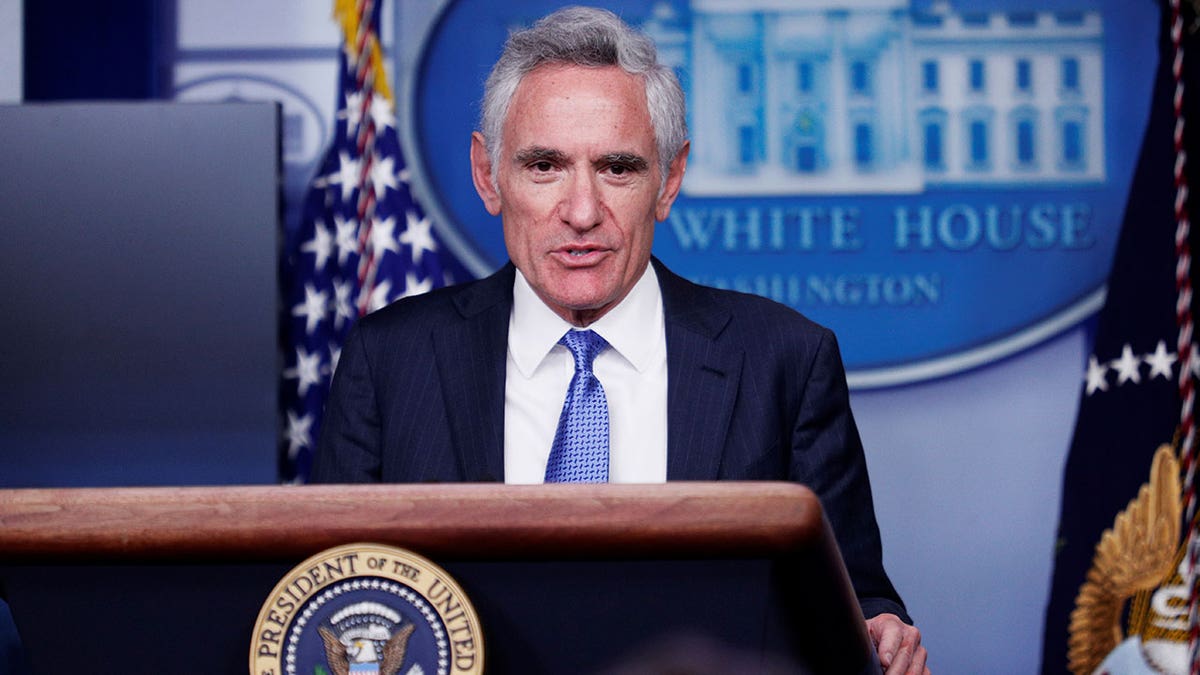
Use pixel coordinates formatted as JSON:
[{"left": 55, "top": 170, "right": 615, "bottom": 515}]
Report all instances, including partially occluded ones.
[{"left": 544, "top": 329, "right": 610, "bottom": 483}]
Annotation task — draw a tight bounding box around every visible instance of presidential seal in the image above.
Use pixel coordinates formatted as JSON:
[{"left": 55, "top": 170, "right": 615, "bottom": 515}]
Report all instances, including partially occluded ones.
[{"left": 251, "top": 543, "right": 483, "bottom": 675}]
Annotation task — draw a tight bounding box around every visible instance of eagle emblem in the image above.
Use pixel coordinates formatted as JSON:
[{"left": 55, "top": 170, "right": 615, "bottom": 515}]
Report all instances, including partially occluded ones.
[
  {"left": 1068, "top": 444, "right": 1191, "bottom": 674},
  {"left": 318, "top": 602, "right": 418, "bottom": 675}
]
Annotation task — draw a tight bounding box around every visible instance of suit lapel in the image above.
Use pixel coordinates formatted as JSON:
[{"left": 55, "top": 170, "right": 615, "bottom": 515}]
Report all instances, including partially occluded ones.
[
  {"left": 433, "top": 265, "right": 514, "bottom": 482},
  {"left": 655, "top": 259, "right": 744, "bottom": 480}
]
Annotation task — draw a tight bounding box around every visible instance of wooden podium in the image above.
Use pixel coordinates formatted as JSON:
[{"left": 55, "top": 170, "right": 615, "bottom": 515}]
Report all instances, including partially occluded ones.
[{"left": 0, "top": 482, "right": 878, "bottom": 674}]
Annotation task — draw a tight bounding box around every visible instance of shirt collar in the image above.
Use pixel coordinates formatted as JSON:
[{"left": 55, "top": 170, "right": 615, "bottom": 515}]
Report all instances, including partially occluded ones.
[{"left": 508, "top": 263, "right": 664, "bottom": 377}]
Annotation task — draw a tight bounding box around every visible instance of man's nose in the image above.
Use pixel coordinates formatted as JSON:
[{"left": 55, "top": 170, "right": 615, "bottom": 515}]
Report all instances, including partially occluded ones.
[{"left": 558, "top": 172, "right": 603, "bottom": 231}]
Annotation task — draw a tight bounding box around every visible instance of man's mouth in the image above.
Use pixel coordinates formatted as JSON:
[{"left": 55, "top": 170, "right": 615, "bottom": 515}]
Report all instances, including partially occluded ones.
[{"left": 556, "top": 245, "right": 607, "bottom": 258}]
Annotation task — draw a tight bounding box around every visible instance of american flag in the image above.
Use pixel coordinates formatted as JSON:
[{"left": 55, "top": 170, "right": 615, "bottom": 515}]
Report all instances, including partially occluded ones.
[
  {"left": 279, "top": 0, "right": 460, "bottom": 482},
  {"left": 1040, "top": 3, "right": 1200, "bottom": 671}
]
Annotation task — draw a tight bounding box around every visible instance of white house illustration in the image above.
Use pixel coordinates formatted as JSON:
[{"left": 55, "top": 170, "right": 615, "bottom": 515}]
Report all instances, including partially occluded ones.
[{"left": 643, "top": 0, "right": 1105, "bottom": 195}]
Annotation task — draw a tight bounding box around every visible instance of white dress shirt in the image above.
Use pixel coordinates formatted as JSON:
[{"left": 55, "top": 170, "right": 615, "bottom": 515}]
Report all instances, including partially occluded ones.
[{"left": 504, "top": 264, "right": 668, "bottom": 484}]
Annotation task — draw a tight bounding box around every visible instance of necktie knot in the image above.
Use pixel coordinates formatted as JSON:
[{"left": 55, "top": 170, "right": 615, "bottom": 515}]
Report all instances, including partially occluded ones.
[{"left": 560, "top": 329, "right": 608, "bottom": 374}]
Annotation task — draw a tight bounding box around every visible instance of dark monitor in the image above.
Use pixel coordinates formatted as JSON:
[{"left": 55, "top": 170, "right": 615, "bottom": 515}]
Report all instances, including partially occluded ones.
[{"left": 0, "top": 102, "right": 281, "bottom": 487}]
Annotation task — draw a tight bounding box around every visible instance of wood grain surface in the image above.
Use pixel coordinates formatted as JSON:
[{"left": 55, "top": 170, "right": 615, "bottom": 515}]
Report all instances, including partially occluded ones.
[{"left": 0, "top": 482, "right": 824, "bottom": 562}]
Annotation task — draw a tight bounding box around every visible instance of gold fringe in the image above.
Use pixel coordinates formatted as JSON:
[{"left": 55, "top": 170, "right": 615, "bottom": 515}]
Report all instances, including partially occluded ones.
[{"left": 333, "top": 0, "right": 394, "bottom": 102}]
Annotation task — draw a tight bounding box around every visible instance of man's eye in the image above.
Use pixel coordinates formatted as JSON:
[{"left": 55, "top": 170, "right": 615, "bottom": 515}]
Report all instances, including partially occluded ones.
[
  {"left": 608, "top": 164, "right": 630, "bottom": 176},
  {"left": 532, "top": 161, "right": 554, "bottom": 172}
]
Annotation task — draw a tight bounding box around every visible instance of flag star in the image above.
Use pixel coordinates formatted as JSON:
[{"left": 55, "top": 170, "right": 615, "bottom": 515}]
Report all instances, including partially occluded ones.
[
  {"left": 400, "top": 210, "right": 438, "bottom": 264},
  {"left": 1111, "top": 344, "right": 1142, "bottom": 385},
  {"left": 333, "top": 279, "right": 356, "bottom": 329},
  {"left": 369, "top": 96, "right": 395, "bottom": 132},
  {"left": 334, "top": 214, "right": 360, "bottom": 266},
  {"left": 1145, "top": 340, "right": 1178, "bottom": 379},
  {"left": 400, "top": 271, "right": 434, "bottom": 299},
  {"left": 368, "top": 279, "right": 394, "bottom": 313},
  {"left": 284, "top": 346, "right": 324, "bottom": 397},
  {"left": 301, "top": 220, "right": 335, "bottom": 271},
  {"left": 371, "top": 154, "right": 398, "bottom": 198},
  {"left": 341, "top": 90, "right": 365, "bottom": 136},
  {"left": 1085, "top": 355, "right": 1109, "bottom": 395},
  {"left": 285, "top": 410, "right": 314, "bottom": 460},
  {"left": 293, "top": 283, "right": 330, "bottom": 335},
  {"left": 369, "top": 215, "right": 401, "bottom": 257},
  {"left": 333, "top": 150, "right": 361, "bottom": 202}
]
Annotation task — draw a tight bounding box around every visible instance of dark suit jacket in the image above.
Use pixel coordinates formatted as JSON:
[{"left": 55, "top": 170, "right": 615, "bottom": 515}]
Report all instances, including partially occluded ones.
[{"left": 313, "top": 258, "right": 908, "bottom": 621}]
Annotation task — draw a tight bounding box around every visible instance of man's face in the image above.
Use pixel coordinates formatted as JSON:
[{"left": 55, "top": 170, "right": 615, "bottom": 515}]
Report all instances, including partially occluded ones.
[{"left": 471, "top": 64, "right": 687, "bottom": 326}]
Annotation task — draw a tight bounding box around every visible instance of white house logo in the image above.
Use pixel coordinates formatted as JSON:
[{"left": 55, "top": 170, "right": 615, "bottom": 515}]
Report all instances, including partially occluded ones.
[
  {"left": 403, "top": 0, "right": 1154, "bottom": 387},
  {"left": 646, "top": 1, "right": 1105, "bottom": 194},
  {"left": 251, "top": 543, "right": 484, "bottom": 675}
]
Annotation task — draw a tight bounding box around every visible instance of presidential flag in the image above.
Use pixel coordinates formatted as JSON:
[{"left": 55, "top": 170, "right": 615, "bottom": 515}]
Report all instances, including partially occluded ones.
[
  {"left": 1040, "top": 2, "right": 1200, "bottom": 672},
  {"left": 279, "top": 0, "right": 464, "bottom": 482}
]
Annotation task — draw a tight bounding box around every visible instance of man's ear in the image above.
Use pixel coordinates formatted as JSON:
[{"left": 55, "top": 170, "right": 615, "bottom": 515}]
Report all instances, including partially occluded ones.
[
  {"left": 470, "top": 131, "right": 502, "bottom": 216},
  {"left": 655, "top": 140, "right": 689, "bottom": 222}
]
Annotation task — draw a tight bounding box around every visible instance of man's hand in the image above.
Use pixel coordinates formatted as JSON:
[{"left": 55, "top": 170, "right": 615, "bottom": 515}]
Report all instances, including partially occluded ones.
[{"left": 866, "top": 613, "right": 929, "bottom": 675}]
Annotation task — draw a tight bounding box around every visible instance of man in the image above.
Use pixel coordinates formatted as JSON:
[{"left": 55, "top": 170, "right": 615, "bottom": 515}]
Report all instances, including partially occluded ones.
[{"left": 314, "top": 6, "right": 927, "bottom": 673}]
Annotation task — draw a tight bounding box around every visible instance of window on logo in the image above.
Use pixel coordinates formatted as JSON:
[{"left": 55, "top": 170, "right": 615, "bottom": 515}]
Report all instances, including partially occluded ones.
[
  {"left": 924, "top": 121, "right": 944, "bottom": 170},
  {"left": 968, "top": 118, "right": 990, "bottom": 168},
  {"left": 1062, "top": 57, "right": 1080, "bottom": 92},
  {"left": 920, "top": 108, "right": 948, "bottom": 172},
  {"left": 1063, "top": 120, "right": 1083, "bottom": 166},
  {"left": 851, "top": 60, "right": 871, "bottom": 95},
  {"left": 969, "top": 59, "right": 986, "bottom": 93},
  {"left": 796, "top": 145, "right": 817, "bottom": 173},
  {"left": 922, "top": 61, "right": 938, "bottom": 93},
  {"left": 1056, "top": 106, "right": 1087, "bottom": 170},
  {"left": 738, "top": 125, "right": 757, "bottom": 167},
  {"left": 737, "top": 63, "right": 754, "bottom": 94},
  {"left": 798, "top": 61, "right": 813, "bottom": 94},
  {"left": 1008, "top": 12, "right": 1037, "bottom": 27},
  {"left": 1056, "top": 11, "right": 1085, "bottom": 26},
  {"left": 854, "top": 123, "right": 873, "bottom": 168},
  {"left": 1016, "top": 118, "right": 1037, "bottom": 167},
  {"left": 790, "top": 110, "right": 823, "bottom": 173},
  {"left": 1016, "top": 59, "right": 1032, "bottom": 94}
]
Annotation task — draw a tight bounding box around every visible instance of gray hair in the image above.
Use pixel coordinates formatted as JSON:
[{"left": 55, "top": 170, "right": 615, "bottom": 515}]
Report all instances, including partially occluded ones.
[{"left": 479, "top": 6, "right": 687, "bottom": 185}]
